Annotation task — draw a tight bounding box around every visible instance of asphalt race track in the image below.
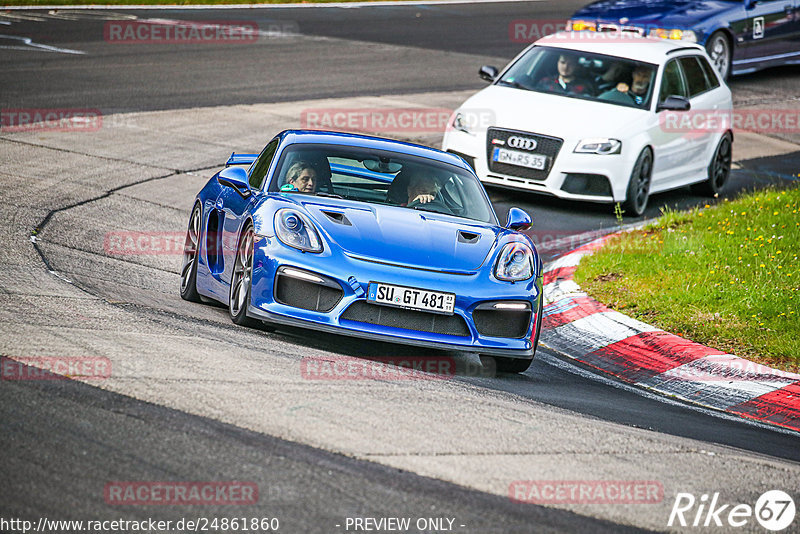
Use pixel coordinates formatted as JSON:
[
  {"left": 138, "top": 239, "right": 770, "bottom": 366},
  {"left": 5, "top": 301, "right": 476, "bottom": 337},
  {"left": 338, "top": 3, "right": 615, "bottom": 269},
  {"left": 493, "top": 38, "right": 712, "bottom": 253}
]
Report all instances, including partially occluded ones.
[{"left": 1, "top": 1, "right": 800, "bottom": 532}]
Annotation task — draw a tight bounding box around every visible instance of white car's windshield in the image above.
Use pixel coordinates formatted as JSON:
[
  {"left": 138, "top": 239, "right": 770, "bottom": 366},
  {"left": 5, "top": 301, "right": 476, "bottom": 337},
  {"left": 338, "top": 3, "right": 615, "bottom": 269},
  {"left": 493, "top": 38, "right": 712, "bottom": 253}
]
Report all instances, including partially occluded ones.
[
  {"left": 268, "top": 143, "right": 497, "bottom": 224},
  {"left": 498, "top": 46, "right": 657, "bottom": 110}
]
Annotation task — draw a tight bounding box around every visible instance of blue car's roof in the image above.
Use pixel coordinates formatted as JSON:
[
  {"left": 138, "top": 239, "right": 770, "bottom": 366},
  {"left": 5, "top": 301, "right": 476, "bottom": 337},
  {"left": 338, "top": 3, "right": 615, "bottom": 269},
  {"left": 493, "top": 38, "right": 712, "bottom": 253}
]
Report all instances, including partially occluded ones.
[{"left": 276, "top": 129, "right": 472, "bottom": 172}]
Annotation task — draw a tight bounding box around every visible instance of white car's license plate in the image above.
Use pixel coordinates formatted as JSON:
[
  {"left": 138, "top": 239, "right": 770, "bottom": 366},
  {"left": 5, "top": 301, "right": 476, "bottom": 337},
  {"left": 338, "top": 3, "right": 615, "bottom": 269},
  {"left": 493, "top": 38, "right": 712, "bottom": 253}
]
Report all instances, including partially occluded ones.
[
  {"left": 493, "top": 147, "right": 547, "bottom": 170},
  {"left": 367, "top": 282, "right": 455, "bottom": 315}
]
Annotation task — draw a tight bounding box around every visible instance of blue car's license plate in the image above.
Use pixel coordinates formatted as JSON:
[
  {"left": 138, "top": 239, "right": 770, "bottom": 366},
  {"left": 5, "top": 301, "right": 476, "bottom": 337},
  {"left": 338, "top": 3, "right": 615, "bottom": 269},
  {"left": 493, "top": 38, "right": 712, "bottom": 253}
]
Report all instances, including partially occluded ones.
[{"left": 367, "top": 282, "right": 455, "bottom": 315}]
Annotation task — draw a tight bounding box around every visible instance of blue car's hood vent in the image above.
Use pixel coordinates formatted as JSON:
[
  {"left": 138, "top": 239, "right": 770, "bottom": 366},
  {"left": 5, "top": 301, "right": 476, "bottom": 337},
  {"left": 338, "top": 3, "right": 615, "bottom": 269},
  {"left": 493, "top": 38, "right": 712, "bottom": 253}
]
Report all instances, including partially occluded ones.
[{"left": 298, "top": 199, "right": 499, "bottom": 272}]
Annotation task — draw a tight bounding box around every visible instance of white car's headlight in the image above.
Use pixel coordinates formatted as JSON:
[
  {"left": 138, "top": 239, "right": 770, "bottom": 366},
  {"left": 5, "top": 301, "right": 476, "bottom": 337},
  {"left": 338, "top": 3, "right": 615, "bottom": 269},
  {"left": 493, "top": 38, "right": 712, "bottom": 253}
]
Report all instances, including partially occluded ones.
[
  {"left": 274, "top": 209, "right": 322, "bottom": 253},
  {"left": 574, "top": 138, "right": 622, "bottom": 155},
  {"left": 495, "top": 242, "right": 534, "bottom": 282},
  {"left": 648, "top": 28, "right": 697, "bottom": 42}
]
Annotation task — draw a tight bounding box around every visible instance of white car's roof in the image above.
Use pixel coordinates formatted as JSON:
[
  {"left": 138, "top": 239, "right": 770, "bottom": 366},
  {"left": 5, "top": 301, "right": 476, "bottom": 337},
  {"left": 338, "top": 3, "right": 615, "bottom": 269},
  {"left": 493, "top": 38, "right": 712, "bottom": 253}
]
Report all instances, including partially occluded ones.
[{"left": 535, "top": 31, "right": 705, "bottom": 64}]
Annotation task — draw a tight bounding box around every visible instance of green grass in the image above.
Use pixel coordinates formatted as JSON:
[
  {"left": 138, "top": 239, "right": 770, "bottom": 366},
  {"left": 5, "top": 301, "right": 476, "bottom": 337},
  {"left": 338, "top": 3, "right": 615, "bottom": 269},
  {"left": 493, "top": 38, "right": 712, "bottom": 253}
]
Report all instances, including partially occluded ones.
[
  {"left": 574, "top": 186, "right": 800, "bottom": 372},
  {"left": 3, "top": 0, "right": 381, "bottom": 5}
]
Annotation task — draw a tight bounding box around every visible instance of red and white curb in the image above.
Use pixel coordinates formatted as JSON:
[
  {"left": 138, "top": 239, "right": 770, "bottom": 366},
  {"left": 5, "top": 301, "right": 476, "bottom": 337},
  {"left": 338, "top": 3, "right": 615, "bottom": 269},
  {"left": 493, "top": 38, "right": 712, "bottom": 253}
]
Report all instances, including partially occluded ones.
[{"left": 539, "top": 235, "right": 800, "bottom": 433}]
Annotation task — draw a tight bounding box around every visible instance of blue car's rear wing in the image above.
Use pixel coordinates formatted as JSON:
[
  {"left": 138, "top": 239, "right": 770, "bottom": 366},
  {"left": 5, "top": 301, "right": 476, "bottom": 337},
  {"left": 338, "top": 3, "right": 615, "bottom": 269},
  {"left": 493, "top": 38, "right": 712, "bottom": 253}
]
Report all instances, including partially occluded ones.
[{"left": 225, "top": 152, "right": 259, "bottom": 167}]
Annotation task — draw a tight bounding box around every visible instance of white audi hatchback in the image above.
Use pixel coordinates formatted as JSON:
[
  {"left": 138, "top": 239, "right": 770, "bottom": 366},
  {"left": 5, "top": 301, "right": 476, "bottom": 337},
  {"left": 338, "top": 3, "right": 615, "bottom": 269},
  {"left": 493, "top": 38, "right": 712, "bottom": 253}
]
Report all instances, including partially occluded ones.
[{"left": 442, "top": 32, "right": 734, "bottom": 216}]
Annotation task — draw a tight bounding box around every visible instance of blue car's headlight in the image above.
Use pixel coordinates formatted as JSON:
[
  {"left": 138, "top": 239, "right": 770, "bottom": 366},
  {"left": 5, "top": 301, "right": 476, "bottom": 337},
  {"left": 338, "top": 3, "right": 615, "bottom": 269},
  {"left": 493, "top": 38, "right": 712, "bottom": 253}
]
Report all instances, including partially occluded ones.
[
  {"left": 274, "top": 209, "right": 322, "bottom": 253},
  {"left": 495, "top": 242, "right": 534, "bottom": 282}
]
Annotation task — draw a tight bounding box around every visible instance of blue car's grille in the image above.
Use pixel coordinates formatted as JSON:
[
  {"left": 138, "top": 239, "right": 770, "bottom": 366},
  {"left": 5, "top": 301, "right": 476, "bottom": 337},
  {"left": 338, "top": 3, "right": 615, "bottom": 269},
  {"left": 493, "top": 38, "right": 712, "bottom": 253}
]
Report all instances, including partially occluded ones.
[{"left": 340, "top": 301, "right": 470, "bottom": 337}]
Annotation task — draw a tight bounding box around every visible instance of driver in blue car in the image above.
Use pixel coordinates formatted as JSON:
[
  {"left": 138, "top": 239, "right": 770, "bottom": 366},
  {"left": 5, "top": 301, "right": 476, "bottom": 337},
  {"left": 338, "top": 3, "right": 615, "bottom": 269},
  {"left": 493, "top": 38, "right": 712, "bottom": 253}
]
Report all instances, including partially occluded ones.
[
  {"left": 599, "top": 64, "right": 653, "bottom": 106},
  {"left": 282, "top": 161, "right": 318, "bottom": 193}
]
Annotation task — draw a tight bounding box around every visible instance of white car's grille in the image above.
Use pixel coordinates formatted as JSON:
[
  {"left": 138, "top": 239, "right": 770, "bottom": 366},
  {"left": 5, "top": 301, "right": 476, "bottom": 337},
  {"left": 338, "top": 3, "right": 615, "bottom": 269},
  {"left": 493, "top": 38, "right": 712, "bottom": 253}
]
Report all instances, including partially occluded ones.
[{"left": 486, "top": 128, "right": 563, "bottom": 181}]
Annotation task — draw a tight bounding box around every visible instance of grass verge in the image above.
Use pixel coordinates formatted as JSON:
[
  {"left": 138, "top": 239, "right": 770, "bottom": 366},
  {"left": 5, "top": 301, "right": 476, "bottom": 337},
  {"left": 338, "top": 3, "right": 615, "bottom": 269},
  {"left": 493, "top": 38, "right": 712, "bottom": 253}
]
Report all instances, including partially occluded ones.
[{"left": 574, "top": 185, "right": 800, "bottom": 372}]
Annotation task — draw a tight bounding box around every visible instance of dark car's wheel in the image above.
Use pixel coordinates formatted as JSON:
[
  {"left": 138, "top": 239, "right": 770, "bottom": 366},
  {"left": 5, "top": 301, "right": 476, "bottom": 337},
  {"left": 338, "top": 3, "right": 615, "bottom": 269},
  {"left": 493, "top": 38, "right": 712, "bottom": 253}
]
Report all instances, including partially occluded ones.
[
  {"left": 706, "top": 31, "right": 731, "bottom": 81},
  {"left": 622, "top": 148, "right": 653, "bottom": 217},
  {"left": 229, "top": 223, "right": 258, "bottom": 327},
  {"left": 180, "top": 203, "right": 202, "bottom": 302},
  {"left": 692, "top": 133, "right": 732, "bottom": 197}
]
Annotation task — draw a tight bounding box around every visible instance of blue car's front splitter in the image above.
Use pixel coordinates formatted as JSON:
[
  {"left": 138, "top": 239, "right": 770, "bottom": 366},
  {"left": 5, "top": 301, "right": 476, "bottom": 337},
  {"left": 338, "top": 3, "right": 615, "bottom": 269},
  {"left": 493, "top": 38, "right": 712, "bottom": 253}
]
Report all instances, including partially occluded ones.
[{"left": 247, "top": 237, "right": 540, "bottom": 359}]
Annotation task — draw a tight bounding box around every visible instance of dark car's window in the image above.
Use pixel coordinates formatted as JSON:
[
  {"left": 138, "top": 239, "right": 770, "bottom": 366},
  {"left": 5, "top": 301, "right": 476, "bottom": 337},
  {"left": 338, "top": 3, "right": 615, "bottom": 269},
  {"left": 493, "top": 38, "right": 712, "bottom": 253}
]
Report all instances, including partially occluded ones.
[
  {"left": 267, "top": 143, "right": 496, "bottom": 224},
  {"left": 697, "top": 55, "right": 721, "bottom": 91},
  {"left": 679, "top": 56, "right": 713, "bottom": 97},
  {"left": 248, "top": 138, "right": 279, "bottom": 189},
  {"left": 497, "top": 46, "right": 657, "bottom": 109},
  {"left": 659, "top": 59, "right": 688, "bottom": 101}
]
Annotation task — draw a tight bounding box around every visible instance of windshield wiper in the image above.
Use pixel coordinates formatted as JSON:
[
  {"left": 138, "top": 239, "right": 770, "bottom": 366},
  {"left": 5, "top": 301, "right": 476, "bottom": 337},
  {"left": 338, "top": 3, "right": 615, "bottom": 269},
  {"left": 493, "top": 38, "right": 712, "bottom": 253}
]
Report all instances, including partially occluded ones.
[
  {"left": 498, "top": 79, "right": 530, "bottom": 90},
  {"left": 315, "top": 192, "right": 344, "bottom": 199}
]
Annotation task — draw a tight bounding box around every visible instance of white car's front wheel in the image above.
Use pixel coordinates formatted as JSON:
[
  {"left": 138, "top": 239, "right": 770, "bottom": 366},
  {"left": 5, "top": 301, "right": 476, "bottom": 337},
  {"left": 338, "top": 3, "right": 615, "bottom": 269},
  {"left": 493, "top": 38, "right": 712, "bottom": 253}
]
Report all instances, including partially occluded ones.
[{"left": 622, "top": 148, "right": 653, "bottom": 217}]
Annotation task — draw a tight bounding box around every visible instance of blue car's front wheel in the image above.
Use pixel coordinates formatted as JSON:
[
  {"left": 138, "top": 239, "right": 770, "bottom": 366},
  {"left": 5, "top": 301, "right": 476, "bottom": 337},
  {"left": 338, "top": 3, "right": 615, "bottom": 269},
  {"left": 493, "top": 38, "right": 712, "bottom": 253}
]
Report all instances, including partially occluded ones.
[{"left": 229, "top": 223, "right": 258, "bottom": 327}]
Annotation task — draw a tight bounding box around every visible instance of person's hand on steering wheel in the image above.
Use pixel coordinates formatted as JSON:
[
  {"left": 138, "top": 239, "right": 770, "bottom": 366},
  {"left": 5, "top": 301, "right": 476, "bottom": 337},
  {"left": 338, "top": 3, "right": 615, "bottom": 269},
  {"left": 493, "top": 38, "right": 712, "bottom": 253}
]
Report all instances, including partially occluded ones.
[{"left": 409, "top": 193, "right": 435, "bottom": 205}]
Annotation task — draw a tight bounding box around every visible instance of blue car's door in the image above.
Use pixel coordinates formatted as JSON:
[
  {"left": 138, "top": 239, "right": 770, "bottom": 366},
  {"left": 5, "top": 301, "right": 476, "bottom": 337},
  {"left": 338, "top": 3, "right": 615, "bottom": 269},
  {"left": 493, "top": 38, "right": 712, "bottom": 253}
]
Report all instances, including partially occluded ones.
[
  {"left": 741, "top": 0, "right": 799, "bottom": 60},
  {"left": 218, "top": 138, "right": 280, "bottom": 299}
]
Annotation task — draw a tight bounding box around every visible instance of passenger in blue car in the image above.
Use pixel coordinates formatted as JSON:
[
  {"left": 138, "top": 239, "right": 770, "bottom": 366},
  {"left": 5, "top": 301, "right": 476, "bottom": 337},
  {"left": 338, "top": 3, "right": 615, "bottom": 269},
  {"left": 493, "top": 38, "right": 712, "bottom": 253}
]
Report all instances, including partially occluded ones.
[
  {"left": 535, "top": 54, "right": 594, "bottom": 96},
  {"left": 598, "top": 64, "right": 653, "bottom": 107},
  {"left": 405, "top": 173, "right": 441, "bottom": 206}
]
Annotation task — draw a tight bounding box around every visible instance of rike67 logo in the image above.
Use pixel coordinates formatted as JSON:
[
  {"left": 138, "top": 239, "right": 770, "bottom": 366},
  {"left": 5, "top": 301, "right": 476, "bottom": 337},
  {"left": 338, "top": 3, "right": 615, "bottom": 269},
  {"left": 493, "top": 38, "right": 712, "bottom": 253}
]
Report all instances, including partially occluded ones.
[{"left": 669, "top": 490, "right": 795, "bottom": 531}]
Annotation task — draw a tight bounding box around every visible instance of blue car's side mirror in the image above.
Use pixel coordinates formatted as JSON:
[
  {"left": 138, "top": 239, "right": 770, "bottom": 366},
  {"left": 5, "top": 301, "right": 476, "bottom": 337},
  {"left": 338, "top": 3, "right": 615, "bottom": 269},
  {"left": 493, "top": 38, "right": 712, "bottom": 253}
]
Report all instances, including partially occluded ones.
[
  {"left": 506, "top": 207, "right": 532, "bottom": 231},
  {"left": 218, "top": 166, "right": 250, "bottom": 197}
]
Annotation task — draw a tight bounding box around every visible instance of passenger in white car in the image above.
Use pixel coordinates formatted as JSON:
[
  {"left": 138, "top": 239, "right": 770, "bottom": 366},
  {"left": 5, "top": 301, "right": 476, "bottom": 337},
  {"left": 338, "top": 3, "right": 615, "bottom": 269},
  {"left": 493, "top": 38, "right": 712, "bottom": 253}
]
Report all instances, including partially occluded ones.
[{"left": 598, "top": 64, "right": 654, "bottom": 106}]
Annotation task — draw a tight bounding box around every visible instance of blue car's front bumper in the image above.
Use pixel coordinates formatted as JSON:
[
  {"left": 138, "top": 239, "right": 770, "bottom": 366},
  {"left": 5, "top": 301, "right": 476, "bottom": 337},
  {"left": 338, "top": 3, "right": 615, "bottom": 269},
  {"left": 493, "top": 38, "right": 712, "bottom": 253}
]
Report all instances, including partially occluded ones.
[{"left": 247, "top": 236, "right": 541, "bottom": 358}]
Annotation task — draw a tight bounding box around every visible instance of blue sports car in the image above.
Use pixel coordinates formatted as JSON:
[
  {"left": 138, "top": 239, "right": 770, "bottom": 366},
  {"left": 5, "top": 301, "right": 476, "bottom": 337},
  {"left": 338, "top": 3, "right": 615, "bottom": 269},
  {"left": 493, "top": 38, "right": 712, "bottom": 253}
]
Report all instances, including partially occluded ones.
[
  {"left": 180, "top": 130, "right": 543, "bottom": 373},
  {"left": 569, "top": 0, "right": 800, "bottom": 79}
]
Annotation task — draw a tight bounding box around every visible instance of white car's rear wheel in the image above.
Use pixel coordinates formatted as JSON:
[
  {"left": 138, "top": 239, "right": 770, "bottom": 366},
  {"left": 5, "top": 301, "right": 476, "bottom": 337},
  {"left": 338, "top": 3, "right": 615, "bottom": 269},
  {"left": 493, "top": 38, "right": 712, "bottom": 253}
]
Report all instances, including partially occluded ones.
[{"left": 693, "top": 133, "right": 732, "bottom": 197}]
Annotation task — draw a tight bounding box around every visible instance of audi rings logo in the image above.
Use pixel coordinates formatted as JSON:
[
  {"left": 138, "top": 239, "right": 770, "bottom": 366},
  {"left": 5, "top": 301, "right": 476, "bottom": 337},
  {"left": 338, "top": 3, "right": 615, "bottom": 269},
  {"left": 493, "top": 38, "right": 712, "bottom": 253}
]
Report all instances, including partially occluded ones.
[{"left": 507, "top": 136, "right": 538, "bottom": 151}]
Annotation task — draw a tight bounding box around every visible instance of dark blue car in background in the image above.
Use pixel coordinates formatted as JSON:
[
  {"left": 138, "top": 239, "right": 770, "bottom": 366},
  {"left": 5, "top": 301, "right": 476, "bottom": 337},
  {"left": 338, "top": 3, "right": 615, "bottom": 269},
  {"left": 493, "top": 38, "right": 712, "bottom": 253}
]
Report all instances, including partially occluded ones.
[{"left": 569, "top": 0, "right": 800, "bottom": 79}]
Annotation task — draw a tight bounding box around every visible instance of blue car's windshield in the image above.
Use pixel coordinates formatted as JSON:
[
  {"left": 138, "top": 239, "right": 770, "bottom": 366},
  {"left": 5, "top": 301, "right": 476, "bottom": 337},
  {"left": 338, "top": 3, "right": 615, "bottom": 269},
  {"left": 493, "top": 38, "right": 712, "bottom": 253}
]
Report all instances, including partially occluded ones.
[
  {"left": 268, "top": 143, "right": 496, "bottom": 224},
  {"left": 499, "top": 46, "right": 657, "bottom": 109}
]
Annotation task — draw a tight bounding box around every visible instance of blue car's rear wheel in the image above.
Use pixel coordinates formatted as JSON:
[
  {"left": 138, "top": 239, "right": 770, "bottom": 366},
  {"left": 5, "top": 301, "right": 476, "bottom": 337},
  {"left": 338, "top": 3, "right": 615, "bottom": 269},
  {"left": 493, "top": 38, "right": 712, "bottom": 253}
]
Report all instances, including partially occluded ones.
[
  {"left": 180, "top": 203, "right": 202, "bottom": 302},
  {"left": 229, "top": 223, "right": 258, "bottom": 327}
]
